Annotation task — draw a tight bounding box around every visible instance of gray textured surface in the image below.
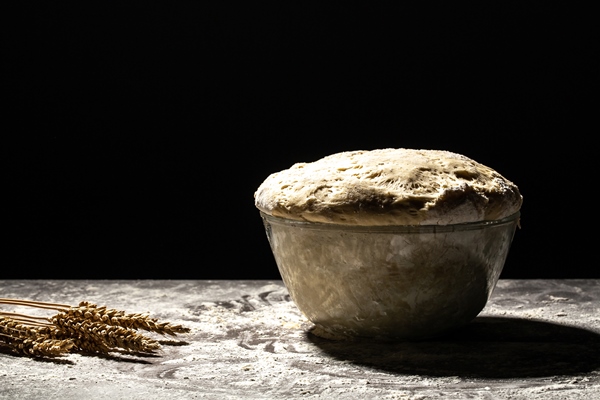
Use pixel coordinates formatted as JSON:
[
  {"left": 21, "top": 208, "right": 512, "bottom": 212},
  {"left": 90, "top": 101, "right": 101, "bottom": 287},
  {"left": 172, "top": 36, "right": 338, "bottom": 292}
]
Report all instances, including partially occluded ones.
[{"left": 0, "top": 279, "right": 599, "bottom": 399}]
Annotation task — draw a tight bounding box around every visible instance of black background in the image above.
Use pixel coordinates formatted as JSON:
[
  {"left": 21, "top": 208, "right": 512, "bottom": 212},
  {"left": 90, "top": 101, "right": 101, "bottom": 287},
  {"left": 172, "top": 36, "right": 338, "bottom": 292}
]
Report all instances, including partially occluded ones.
[{"left": 5, "top": 3, "right": 596, "bottom": 279}]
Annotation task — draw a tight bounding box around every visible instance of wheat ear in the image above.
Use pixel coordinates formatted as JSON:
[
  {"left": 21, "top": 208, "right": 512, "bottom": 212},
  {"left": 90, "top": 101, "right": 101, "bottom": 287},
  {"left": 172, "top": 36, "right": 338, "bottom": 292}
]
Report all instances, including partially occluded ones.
[
  {"left": 0, "top": 317, "right": 74, "bottom": 356},
  {"left": 62, "top": 302, "right": 190, "bottom": 336},
  {"left": 39, "top": 321, "right": 161, "bottom": 354}
]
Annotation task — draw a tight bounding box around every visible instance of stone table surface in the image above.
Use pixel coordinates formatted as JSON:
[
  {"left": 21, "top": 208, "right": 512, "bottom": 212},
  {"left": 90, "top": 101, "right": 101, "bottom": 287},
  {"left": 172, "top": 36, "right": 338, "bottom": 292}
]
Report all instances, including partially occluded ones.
[{"left": 0, "top": 279, "right": 599, "bottom": 399}]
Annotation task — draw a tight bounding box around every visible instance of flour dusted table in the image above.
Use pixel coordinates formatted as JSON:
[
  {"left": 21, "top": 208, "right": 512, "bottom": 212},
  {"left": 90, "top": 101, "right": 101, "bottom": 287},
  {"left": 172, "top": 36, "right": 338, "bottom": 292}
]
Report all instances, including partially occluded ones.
[{"left": 1, "top": 279, "right": 599, "bottom": 399}]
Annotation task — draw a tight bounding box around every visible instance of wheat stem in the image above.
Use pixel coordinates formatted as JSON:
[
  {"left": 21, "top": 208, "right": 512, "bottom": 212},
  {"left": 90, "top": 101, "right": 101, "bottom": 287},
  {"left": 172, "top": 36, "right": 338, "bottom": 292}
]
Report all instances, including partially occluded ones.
[
  {"left": 0, "top": 311, "right": 52, "bottom": 326},
  {"left": 0, "top": 298, "right": 70, "bottom": 311}
]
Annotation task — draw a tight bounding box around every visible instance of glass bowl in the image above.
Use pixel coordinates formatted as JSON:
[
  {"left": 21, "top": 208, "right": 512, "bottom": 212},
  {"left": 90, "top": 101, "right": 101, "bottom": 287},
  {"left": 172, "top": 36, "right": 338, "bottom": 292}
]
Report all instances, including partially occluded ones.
[{"left": 261, "top": 211, "right": 520, "bottom": 340}]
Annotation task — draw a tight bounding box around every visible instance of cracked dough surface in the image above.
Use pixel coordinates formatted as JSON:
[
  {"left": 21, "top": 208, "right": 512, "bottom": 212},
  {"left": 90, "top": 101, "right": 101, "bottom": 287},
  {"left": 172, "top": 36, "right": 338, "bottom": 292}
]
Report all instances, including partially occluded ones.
[{"left": 255, "top": 148, "right": 522, "bottom": 225}]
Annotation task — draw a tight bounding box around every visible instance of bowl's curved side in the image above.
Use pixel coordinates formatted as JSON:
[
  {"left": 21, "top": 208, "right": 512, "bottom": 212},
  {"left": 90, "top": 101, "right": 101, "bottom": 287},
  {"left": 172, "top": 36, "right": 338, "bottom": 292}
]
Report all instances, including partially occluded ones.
[{"left": 262, "top": 216, "right": 519, "bottom": 340}]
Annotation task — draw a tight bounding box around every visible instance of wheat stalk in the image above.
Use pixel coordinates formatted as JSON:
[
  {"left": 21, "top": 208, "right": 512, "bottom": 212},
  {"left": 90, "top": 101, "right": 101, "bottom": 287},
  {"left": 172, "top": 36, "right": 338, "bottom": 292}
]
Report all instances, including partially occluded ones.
[{"left": 0, "top": 297, "right": 189, "bottom": 358}]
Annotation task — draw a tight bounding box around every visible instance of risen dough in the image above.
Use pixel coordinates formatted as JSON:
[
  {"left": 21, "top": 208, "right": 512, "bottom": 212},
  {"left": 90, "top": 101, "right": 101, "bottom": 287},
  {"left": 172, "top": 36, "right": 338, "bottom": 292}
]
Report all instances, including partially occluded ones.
[{"left": 254, "top": 148, "right": 522, "bottom": 225}]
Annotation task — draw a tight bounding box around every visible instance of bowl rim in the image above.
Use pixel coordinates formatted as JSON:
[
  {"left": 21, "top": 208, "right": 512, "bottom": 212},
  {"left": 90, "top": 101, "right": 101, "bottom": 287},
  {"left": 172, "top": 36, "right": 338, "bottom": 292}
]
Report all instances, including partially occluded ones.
[{"left": 260, "top": 211, "right": 521, "bottom": 233}]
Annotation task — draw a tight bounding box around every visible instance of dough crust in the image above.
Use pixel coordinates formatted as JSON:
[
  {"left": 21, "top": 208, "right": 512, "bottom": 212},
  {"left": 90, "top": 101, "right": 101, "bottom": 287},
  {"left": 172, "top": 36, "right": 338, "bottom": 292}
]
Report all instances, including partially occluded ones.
[{"left": 255, "top": 148, "right": 522, "bottom": 225}]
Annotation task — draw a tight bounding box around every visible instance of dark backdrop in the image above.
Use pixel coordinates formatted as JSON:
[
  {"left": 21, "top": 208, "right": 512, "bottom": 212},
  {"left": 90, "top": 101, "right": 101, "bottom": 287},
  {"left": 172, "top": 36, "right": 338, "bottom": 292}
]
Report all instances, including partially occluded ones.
[{"left": 5, "top": 3, "right": 596, "bottom": 279}]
